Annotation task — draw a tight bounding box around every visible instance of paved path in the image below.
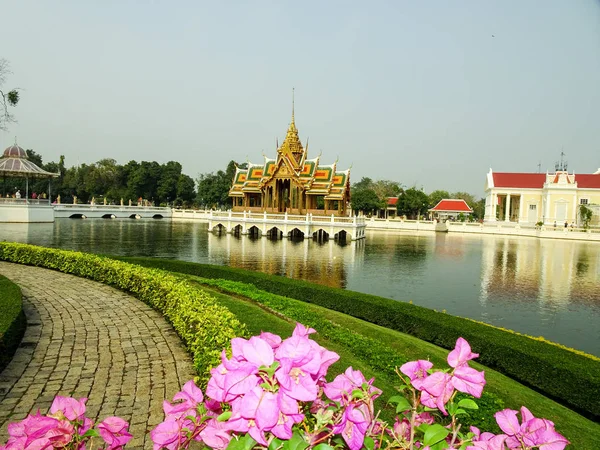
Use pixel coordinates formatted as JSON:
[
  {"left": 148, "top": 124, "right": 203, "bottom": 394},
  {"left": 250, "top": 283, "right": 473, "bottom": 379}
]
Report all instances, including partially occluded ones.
[{"left": 0, "top": 262, "right": 196, "bottom": 449}]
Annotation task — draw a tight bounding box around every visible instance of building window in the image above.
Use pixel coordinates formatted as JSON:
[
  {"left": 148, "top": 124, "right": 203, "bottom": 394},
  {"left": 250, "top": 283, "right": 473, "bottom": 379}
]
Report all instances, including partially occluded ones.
[
  {"left": 529, "top": 204, "right": 537, "bottom": 211},
  {"left": 580, "top": 198, "right": 589, "bottom": 205}
]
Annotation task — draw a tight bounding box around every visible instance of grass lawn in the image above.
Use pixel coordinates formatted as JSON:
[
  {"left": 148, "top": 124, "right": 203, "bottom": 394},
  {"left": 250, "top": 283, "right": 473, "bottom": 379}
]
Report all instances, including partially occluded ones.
[{"left": 199, "top": 282, "right": 600, "bottom": 449}]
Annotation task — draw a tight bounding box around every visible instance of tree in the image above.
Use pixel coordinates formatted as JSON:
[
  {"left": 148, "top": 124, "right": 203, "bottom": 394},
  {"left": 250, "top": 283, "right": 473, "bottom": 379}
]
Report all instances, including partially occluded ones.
[
  {"left": 351, "top": 188, "right": 382, "bottom": 215},
  {"left": 397, "top": 187, "right": 429, "bottom": 219},
  {"left": 176, "top": 174, "right": 196, "bottom": 203},
  {"left": 0, "top": 59, "right": 20, "bottom": 131},
  {"left": 580, "top": 204, "right": 593, "bottom": 229},
  {"left": 196, "top": 160, "right": 245, "bottom": 208},
  {"left": 428, "top": 190, "right": 450, "bottom": 208}
]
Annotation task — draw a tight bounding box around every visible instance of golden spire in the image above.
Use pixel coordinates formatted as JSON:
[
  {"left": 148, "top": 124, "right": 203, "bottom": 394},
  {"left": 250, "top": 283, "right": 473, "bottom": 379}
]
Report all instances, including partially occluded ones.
[{"left": 291, "top": 87, "right": 295, "bottom": 125}]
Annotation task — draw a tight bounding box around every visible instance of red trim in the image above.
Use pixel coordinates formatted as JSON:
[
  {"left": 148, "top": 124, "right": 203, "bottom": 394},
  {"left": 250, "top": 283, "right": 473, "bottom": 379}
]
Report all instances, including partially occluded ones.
[
  {"left": 492, "top": 172, "right": 600, "bottom": 189},
  {"left": 387, "top": 197, "right": 398, "bottom": 206}
]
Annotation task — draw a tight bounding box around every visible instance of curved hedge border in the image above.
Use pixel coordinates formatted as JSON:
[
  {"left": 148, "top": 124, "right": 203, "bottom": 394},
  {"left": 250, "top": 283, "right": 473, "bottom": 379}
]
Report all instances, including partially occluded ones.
[
  {"left": 118, "top": 257, "right": 600, "bottom": 421},
  {"left": 0, "top": 243, "right": 246, "bottom": 383},
  {"left": 0, "top": 275, "right": 26, "bottom": 373}
]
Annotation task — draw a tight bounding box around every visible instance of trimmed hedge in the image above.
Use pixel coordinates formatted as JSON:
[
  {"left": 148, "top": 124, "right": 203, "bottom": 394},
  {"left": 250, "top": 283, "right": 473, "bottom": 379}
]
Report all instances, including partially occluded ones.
[
  {"left": 118, "top": 257, "right": 600, "bottom": 421},
  {"left": 0, "top": 275, "right": 26, "bottom": 373},
  {"left": 0, "top": 243, "right": 246, "bottom": 383}
]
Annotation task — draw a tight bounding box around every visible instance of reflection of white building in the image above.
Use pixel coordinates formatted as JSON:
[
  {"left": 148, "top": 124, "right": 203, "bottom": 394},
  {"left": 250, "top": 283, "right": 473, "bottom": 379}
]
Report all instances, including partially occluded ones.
[{"left": 484, "top": 169, "right": 600, "bottom": 225}]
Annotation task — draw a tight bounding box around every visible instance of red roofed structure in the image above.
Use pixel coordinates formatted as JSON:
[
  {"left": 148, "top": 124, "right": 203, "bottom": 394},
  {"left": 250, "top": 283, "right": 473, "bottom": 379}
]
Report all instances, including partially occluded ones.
[
  {"left": 429, "top": 199, "right": 473, "bottom": 220},
  {"left": 484, "top": 168, "right": 600, "bottom": 227}
]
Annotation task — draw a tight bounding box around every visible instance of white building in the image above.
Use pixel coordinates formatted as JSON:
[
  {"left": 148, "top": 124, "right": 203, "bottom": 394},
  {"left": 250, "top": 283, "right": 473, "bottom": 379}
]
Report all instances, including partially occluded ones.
[{"left": 483, "top": 169, "right": 600, "bottom": 226}]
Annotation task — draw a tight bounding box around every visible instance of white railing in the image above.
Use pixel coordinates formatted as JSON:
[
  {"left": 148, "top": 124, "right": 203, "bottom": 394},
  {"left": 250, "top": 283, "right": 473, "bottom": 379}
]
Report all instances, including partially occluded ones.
[
  {"left": 55, "top": 204, "right": 170, "bottom": 211},
  {"left": 208, "top": 210, "right": 365, "bottom": 225},
  {"left": 0, "top": 198, "right": 52, "bottom": 206}
]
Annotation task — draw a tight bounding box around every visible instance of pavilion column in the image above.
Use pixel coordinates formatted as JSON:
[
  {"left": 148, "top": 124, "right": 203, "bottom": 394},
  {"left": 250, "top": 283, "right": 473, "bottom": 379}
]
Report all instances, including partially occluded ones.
[
  {"left": 505, "top": 194, "right": 511, "bottom": 222},
  {"left": 519, "top": 195, "right": 524, "bottom": 223}
]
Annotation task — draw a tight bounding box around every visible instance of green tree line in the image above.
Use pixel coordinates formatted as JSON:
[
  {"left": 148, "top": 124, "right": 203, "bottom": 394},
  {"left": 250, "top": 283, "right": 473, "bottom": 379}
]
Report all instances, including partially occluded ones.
[
  {"left": 350, "top": 177, "right": 485, "bottom": 220},
  {"left": 2, "top": 151, "right": 196, "bottom": 206}
]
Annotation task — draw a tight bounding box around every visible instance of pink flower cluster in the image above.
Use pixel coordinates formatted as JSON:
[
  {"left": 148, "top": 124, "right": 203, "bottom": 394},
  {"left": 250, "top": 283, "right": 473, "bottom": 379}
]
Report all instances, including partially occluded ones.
[
  {"left": 1, "top": 327, "right": 570, "bottom": 450},
  {"left": 400, "top": 337, "right": 486, "bottom": 415},
  {"left": 468, "top": 407, "right": 570, "bottom": 450},
  {"left": 0, "top": 396, "right": 131, "bottom": 450}
]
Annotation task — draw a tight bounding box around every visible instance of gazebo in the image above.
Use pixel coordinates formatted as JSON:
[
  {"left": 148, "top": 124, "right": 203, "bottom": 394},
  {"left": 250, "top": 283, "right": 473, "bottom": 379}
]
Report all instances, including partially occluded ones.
[
  {"left": 0, "top": 142, "right": 59, "bottom": 223},
  {"left": 429, "top": 199, "right": 473, "bottom": 221}
]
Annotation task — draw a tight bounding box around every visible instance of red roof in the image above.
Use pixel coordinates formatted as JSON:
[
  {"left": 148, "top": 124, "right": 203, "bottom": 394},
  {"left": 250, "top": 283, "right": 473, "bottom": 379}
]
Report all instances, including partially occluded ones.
[
  {"left": 575, "top": 174, "right": 600, "bottom": 189},
  {"left": 387, "top": 197, "right": 398, "bottom": 206},
  {"left": 492, "top": 172, "right": 600, "bottom": 189},
  {"left": 430, "top": 199, "right": 473, "bottom": 212},
  {"left": 492, "top": 173, "right": 546, "bottom": 188}
]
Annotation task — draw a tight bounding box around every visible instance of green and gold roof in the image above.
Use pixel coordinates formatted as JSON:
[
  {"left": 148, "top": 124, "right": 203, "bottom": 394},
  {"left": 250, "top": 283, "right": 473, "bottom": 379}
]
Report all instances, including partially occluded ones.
[{"left": 229, "top": 114, "right": 350, "bottom": 199}]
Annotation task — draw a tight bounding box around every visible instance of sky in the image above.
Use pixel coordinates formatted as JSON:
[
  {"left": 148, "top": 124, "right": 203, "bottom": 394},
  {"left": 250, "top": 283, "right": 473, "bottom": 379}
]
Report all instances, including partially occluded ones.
[{"left": 1, "top": 0, "right": 599, "bottom": 196}]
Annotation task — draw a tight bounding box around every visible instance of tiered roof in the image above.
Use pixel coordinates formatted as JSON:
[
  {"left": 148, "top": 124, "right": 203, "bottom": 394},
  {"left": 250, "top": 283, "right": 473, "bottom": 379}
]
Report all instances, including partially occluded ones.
[{"left": 229, "top": 112, "right": 350, "bottom": 200}]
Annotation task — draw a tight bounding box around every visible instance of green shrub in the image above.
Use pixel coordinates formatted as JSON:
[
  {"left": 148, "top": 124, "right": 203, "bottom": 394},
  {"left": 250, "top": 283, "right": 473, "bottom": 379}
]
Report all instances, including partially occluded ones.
[
  {"left": 0, "top": 243, "right": 246, "bottom": 383},
  {"left": 0, "top": 275, "right": 26, "bottom": 373},
  {"left": 118, "top": 257, "right": 600, "bottom": 421}
]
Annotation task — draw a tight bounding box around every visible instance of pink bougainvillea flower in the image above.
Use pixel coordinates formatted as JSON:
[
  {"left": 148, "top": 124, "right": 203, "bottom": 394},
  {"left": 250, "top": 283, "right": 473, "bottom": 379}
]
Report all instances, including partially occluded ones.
[
  {"left": 49, "top": 396, "right": 87, "bottom": 421},
  {"left": 259, "top": 331, "right": 282, "bottom": 349},
  {"left": 98, "top": 417, "right": 133, "bottom": 450},
  {"left": 276, "top": 358, "right": 319, "bottom": 402},
  {"left": 420, "top": 372, "right": 454, "bottom": 415},
  {"left": 223, "top": 364, "right": 260, "bottom": 402},
  {"left": 448, "top": 337, "right": 479, "bottom": 368},
  {"left": 392, "top": 418, "right": 411, "bottom": 441},
  {"left": 172, "top": 380, "right": 204, "bottom": 405},
  {"left": 400, "top": 360, "right": 433, "bottom": 390},
  {"left": 237, "top": 387, "right": 279, "bottom": 431},
  {"left": 199, "top": 418, "right": 231, "bottom": 450},
  {"left": 494, "top": 407, "right": 569, "bottom": 450},
  {"left": 275, "top": 335, "right": 313, "bottom": 366},
  {"left": 313, "top": 344, "right": 340, "bottom": 380},
  {"left": 46, "top": 420, "right": 75, "bottom": 448},
  {"left": 241, "top": 336, "right": 274, "bottom": 367},
  {"left": 292, "top": 323, "right": 317, "bottom": 338},
  {"left": 150, "top": 418, "right": 184, "bottom": 450},
  {"left": 451, "top": 365, "right": 486, "bottom": 398},
  {"left": 323, "top": 367, "right": 380, "bottom": 404},
  {"left": 333, "top": 403, "right": 370, "bottom": 450}
]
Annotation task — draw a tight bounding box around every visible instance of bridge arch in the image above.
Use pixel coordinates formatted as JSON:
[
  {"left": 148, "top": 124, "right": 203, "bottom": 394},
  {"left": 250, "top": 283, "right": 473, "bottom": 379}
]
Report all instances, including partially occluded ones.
[
  {"left": 129, "top": 214, "right": 141, "bottom": 219},
  {"left": 288, "top": 227, "right": 305, "bottom": 240},
  {"left": 334, "top": 229, "right": 352, "bottom": 242},
  {"left": 266, "top": 226, "right": 283, "bottom": 240},
  {"left": 312, "top": 228, "right": 330, "bottom": 242},
  {"left": 69, "top": 214, "right": 87, "bottom": 219},
  {"left": 101, "top": 214, "right": 116, "bottom": 219},
  {"left": 152, "top": 214, "right": 164, "bottom": 219},
  {"left": 212, "top": 223, "right": 226, "bottom": 234},
  {"left": 247, "top": 225, "right": 261, "bottom": 238}
]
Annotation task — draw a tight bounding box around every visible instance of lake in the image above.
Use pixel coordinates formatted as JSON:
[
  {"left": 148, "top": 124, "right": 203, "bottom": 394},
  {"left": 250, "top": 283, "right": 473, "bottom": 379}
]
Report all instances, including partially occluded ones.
[{"left": 1, "top": 219, "right": 598, "bottom": 356}]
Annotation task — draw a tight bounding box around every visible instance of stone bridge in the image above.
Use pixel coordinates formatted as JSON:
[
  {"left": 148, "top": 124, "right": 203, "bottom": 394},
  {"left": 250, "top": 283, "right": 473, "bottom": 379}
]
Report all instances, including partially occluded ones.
[{"left": 54, "top": 204, "right": 172, "bottom": 220}]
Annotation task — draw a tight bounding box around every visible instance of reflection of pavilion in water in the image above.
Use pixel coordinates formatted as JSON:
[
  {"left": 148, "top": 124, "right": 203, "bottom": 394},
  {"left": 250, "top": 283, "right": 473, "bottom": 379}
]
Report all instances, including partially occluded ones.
[
  {"left": 207, "top": 233, "right": 365, "bottom": 289},
  {"left": 479, "top": 236, "right": 600, "bottom": 306}
]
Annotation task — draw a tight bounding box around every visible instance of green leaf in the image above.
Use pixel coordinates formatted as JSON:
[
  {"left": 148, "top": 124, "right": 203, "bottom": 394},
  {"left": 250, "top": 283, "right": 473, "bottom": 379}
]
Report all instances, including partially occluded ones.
[
  {"left": 394, "top": 396, "right": 412, "bottom": 413},
  {"left": 226, "top": 434, "right": 257, "bottom": 450},
  {"left": 217, "top": 411, "right": 232, "bottom": 422},
  {"left": 269, "top": 438, "right": 283, "bottom": 450},
  {"left": 457, "top": 399, "right": 479, "bottom": 410},
  {"left": 282, "top": 431, "right": 309, "bottom": 450},
  {"left": 430, "top": 440, "right": 450, "bottom": 450},
  {"left": 352, "top": 389, "right": 365, "bottom": 400},
  {"left": 313, "top": 445, "right": 335, "bottom": 450},
  {"left": 423, "top": 424, "right": 450, "bottom": 446},
  {"left": 363, "top": 436, "right": 375, "bottom": 450},
  {"left": 82, "top": 429, "right": 100, "bottom": 438}
]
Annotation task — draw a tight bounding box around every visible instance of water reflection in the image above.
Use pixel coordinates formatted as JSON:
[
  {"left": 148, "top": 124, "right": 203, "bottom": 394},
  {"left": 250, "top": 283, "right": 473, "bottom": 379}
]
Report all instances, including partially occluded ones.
[
  {"left": 207, "top": 232, "right": 361, "bottom": 288},
  {"left": 0, "top": 220, "right": 598, "bottom": 356}
]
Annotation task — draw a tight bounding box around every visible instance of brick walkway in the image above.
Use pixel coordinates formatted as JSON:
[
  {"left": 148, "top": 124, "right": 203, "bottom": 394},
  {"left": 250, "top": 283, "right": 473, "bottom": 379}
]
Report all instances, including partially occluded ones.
[{"left": 0, "top": 262, "right": 197, "bottom": 449}]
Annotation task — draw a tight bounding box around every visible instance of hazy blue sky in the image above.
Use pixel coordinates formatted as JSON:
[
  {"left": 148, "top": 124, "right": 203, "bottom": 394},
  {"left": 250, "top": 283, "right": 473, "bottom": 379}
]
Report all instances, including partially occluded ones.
[{"left": 2, "top": 0, "right": 599, "bottom": 195}]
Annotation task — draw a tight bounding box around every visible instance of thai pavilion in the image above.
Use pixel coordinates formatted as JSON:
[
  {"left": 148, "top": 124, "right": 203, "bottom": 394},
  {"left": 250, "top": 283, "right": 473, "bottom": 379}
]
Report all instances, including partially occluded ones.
[{"left": 228, "top": 108, "right": 351, "bottom": 216}]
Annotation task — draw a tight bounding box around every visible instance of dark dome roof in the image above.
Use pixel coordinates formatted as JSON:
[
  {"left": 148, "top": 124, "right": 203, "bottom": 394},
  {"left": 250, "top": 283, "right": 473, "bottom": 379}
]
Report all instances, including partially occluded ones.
[{"left": 3, "top": 144, "right": 28, "bottom": 159}]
